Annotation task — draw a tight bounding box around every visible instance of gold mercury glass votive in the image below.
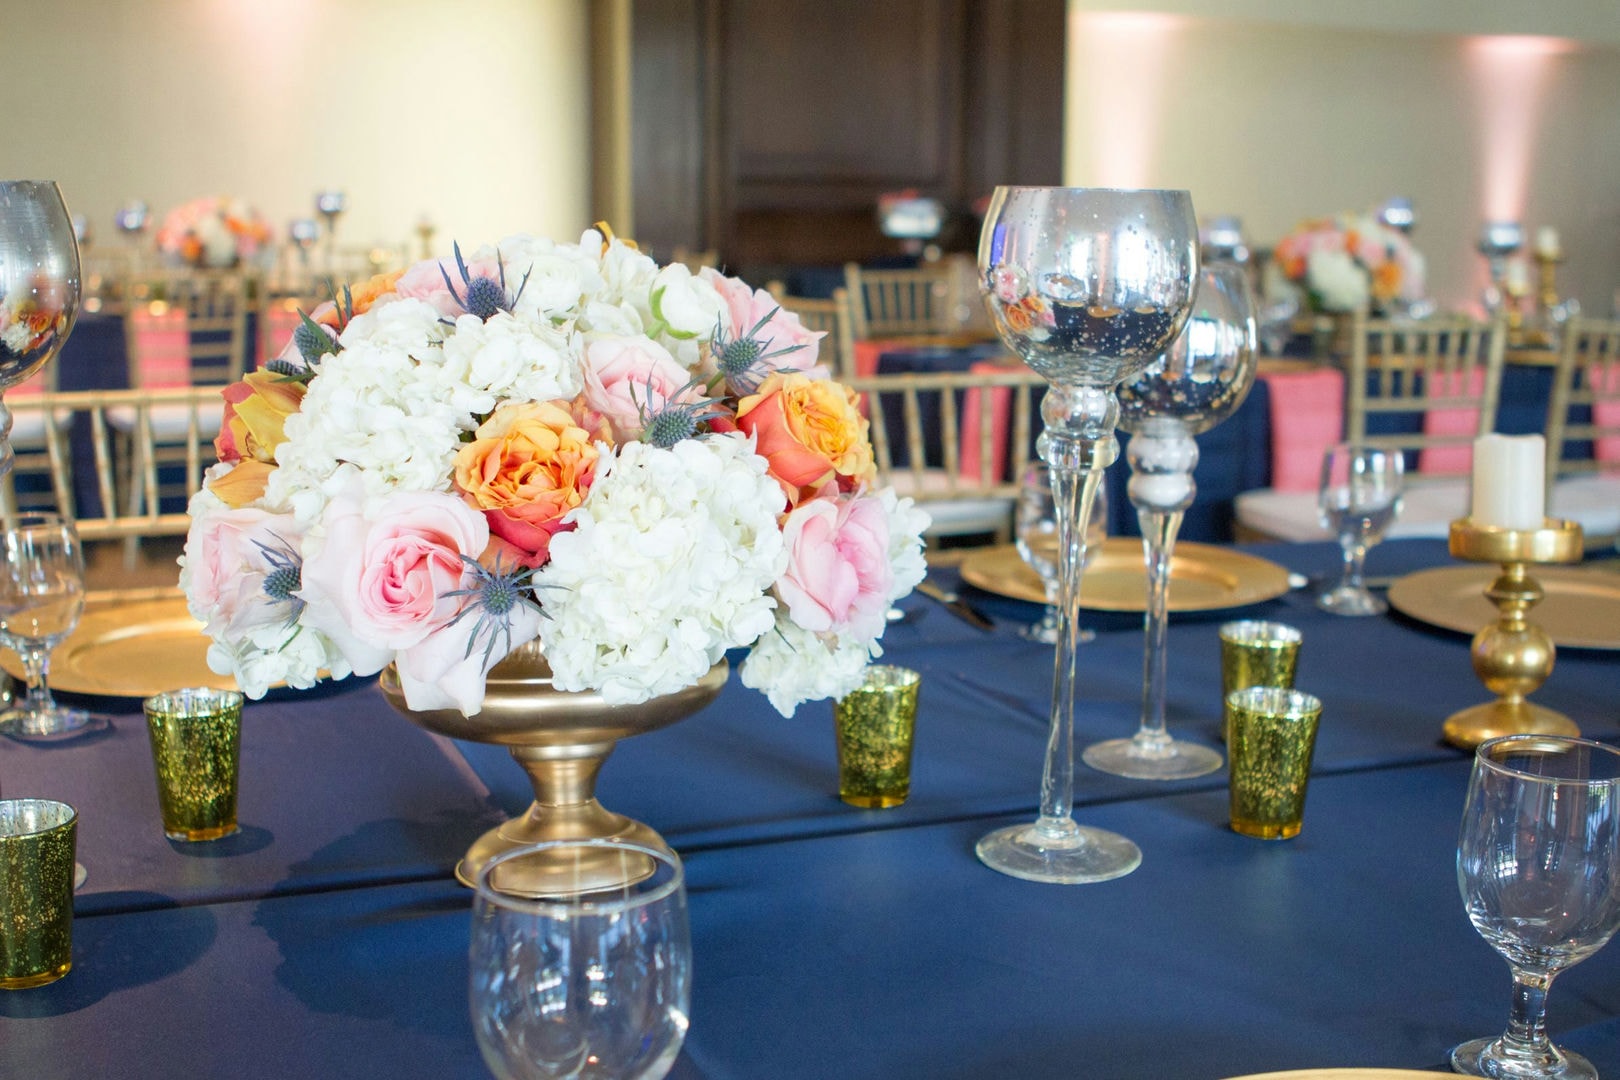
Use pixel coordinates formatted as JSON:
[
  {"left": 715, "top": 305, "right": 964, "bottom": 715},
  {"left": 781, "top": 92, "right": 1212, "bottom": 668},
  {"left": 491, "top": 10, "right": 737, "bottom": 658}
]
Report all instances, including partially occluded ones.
[
  {"left": 834, "top": 666, "right": 921, "bottom": 809},
  {"left": 1226, "top": 687, "right": 1322, "bottom": 840},
  {"left": 1218, "top": 621, "right": 1303, "bottom": 741},
  {"left": 0, "top": 798, "right": 78, "bottom": 989},
  {"left": 143, "top": 688, "right": 244, "bottom": 842}
]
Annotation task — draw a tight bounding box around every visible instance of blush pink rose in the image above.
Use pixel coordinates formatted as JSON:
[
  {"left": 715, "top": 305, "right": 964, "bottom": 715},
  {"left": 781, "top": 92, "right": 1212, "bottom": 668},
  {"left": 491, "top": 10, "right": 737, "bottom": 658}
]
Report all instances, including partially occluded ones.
[
  {"left": 775, "top": 493, "right": 894, "bottom": 642},
  {"left": 394, "top": 254, "right": 503, "bottom": 319},
  {"left": 183, "top": 505, "right": 303, "bottom": 639},
  {"left": 580, "top": 336, "right": 699, "bottom": 441},
  {"left": 300, "top": 489, "right": 490, "bottom": 676},
  {"left": 393, "top": 600, "right": 544, "bottom": 715},
  {"left": 699, "top": 267, "right": 825, "bottom": 375}
]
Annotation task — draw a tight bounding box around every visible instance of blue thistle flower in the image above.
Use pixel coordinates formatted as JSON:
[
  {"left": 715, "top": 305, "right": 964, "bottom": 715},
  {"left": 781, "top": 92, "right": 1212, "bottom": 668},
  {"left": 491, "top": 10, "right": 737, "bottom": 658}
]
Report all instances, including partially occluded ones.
[
  {"left": 438, "top": 241, "right": 532, "bottom": 322},
  {"left": 440, "top": 555, "right": 539, "bottom": 669},
  {"left": 634, "top": 376, "right": 727, "bottom": 449},
  {"left": 253, "top": 535, "right": 306, "bottom": 628},
  {"left": 711, "top": 305, "right": 806, "bottom": 395}
]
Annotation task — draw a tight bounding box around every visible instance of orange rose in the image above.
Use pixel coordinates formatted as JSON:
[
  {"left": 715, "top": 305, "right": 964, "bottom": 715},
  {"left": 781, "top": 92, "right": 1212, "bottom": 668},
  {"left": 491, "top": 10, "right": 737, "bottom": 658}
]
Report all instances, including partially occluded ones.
[
  {"left": 215, "top": 369, "right": 305, "bottom": 465},
  {"left": 734, "top": 372, "right": 874, "bottom": 506},
  {"left": 453, "top": 400, "right": 605, "bottom": 568},
  {"left": 206, "top": 459, "right": 274, "bottom": 508},
  {"left": 1371, "top": 261, "right": 1401, "bottom": 302}
]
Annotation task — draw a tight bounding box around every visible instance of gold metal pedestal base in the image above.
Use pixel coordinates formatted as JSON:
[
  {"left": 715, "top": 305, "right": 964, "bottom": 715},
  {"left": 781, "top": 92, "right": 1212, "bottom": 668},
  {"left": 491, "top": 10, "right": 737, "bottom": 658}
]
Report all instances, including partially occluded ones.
[
  {"left": 1443, "top": 518, "right": 1584, "bottom": 750},
  {"left": 379, "top": 642, "right": 727, "bottom": 897}
]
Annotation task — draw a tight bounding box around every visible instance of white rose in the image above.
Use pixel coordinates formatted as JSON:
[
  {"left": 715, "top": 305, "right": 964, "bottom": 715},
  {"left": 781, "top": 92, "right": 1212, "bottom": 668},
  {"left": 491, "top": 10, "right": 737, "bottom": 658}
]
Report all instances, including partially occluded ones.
[
  {"left": 1307, "top": 249, "right": 1370, "bottom": 313},
  {"left": 649, "top": 264, "right": 725, "bottom": 340}
]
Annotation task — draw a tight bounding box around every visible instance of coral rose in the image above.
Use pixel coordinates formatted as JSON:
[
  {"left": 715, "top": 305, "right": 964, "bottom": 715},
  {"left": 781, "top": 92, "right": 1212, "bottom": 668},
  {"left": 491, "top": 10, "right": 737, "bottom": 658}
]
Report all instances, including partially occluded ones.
[
  {"left": 734, "top": 371, "right": 874, "bottom": 506},
  {"left": 453, "top": 400, "right": 603, "bottom": 568},
  {"left": 216, "top": 369, "right": 305, "bottom": 465}
]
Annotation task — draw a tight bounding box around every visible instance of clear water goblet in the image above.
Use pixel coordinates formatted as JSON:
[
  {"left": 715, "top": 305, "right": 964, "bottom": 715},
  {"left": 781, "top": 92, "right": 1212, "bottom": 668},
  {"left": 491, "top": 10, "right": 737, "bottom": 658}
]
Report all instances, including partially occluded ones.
[
  {"left": 1317, "top": 442, "right": 1404, "bottom": 616},
  {"left": 1015, "top": 457, "right": 1106, "bottom": 645},
  {"left": 1085, "top": 261, "right": 1258, "bottom": 780},
  {"left": 1452, "top": 735, "right": 1620, "bottom": 1079},
  {"left": 0, "top": 513, "right": 108, "bottom": 740},
  {"left": 470, "top": 838, "right": 691, "bottom": 1080},
  {"left": 975, "top": 186, "right": 1199, "bottom": 884}
]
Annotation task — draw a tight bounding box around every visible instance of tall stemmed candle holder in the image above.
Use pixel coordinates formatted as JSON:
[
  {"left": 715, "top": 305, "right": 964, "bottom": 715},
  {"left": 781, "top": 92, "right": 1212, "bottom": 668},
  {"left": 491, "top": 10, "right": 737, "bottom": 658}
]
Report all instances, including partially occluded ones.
[
  {"left": 1443, "top": 433, "right": 1583, "bottom": 749},
  {"left": 315, "top": 189, "right": 346, "bottom": 266},
  {"left": 976, "top": 186, "right": 1199, "bottom": 883},
  {"left": 0, "top": 182, "right": 81, "bottom": 478},
  {"left": 1087, "top": 262, "right": 1258, "bottom": 780}
]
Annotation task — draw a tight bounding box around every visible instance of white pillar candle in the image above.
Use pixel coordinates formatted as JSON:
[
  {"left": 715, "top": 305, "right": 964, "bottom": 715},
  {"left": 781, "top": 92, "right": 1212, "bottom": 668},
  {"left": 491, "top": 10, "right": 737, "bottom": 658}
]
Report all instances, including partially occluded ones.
[
  {"left": 1471, "top": 433, "right": 1545, "bottom": 530},
  {"left": 1535, "top": 226, "right": 1562, "bottom": 259}
]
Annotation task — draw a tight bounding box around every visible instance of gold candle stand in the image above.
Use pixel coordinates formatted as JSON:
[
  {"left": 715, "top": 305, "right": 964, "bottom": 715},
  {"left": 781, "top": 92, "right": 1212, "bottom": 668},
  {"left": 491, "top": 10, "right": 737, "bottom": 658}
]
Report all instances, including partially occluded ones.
[{"left": 1443, "top": 518, "right": 1584, "bottom": 749}]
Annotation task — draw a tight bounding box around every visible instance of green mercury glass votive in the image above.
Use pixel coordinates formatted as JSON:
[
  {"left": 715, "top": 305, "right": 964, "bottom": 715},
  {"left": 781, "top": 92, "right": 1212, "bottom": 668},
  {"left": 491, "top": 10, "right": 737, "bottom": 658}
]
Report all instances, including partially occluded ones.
[
  {"left": 0, "top": 798, "right": 78, "bottom": 989},
  {"left": 143, "top": 688, "right": 243, "bottom": 842},
  {"left": 834, "top": 666, "right": 921, "bottom": 809},
  {"left": 1218, "top": 620, "right": 1303, "bottom": 741},
  {"left": 1226, "top": 687, "right": 1322, "bottom": 840}
]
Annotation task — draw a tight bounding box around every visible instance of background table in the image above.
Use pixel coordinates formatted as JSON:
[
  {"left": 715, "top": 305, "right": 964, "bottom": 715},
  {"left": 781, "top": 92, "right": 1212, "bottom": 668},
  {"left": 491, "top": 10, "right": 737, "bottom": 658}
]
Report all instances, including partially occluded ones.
[{"left": 1, "top": 539, "right": 1616, "bottom": 1077}]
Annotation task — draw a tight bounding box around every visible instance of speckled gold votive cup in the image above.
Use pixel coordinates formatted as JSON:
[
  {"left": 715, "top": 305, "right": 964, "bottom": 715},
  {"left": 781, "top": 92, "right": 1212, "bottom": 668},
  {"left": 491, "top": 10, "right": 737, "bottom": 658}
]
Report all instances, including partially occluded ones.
[
  {"left": 143, "top": 688, "right": 243, "bottom": 842},
  {"left": 1226, "top": 687, "right": 1322, "bottom": 840},
  {"left": 0, "top": 798, "right": 77, "bottom": 989},
  {"left": 1219, "top": 621, "right": 1303, "bottom": 741},
  {"left": 834, "top": 666, "right": 921, "bottom": 809}
]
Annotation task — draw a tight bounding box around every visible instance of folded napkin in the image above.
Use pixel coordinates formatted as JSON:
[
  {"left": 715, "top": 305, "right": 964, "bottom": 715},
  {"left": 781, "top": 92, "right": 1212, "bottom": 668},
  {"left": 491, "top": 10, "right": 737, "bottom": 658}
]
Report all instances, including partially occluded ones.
[{"left": 1262, "top": 367, "right": 1344, "bottom": 491}]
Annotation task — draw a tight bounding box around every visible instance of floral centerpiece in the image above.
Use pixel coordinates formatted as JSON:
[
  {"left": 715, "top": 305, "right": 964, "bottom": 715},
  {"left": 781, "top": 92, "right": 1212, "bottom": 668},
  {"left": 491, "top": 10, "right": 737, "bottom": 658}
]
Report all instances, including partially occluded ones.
[
  {"left": 155, "top": 196, "right": 272, "bottom": 269},
  {"left": 181, "top": 227, "right": 929, "bottom": 717},
  {"left": 1271, "top": 213, "right": 1426, "bottom": 314}
]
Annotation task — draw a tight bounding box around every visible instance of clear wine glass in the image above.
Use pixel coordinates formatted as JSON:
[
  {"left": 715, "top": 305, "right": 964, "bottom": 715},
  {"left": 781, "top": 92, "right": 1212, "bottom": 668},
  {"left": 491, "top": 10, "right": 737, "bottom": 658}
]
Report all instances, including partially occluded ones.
[
  {"left": 1086, "top": 262, "right": 1258, "bottom": 780},
  {"left": 470, "top": 838, "right": 691, "bottom": 1080},
  {"left": 1317, "top": 443, "right": 1404, "bottom": 616},
  {"left": 976, "top": 186, "right": 1199, "bottom": 884},
  {"left": 0, "top": 513, "right": 108, "bottom": 740},
  {"left": 1015, "top": 455, "right": 1106, "bottom": 645},
  {"left": 1452, "top": 735, "right": 1620, "bottom": 1079},
  {"left": 0, "top": 182, "right": 81, "bottom": 478}
]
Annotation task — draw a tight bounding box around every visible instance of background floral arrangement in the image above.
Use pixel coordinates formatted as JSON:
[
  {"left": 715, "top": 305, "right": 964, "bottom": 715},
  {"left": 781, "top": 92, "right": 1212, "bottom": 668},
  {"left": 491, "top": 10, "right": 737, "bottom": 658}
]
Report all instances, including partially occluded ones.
[
  {"left": 1271, "top": 213, "right": 1426, "bottom": 314},
  {"left": 155, "top": 196, "right": 272, "bottom": 269},
  {"left": 181, "top": 228, "right": 929, "bottom": 717}
]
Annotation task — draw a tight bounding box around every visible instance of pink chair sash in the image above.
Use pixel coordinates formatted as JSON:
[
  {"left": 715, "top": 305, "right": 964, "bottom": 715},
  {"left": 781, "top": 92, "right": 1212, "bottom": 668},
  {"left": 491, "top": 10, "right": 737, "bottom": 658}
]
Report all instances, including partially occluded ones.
[
  {"left": 1419, "top": 367, "right": 1485, "bottom": 475},
  {"left": 853, "top": 338, "right": 914, "bottom": 378},
  {"left": 1590, "top": 364, "right": 1620, "bottom": 463},
  {"left": 959, "top": 361, "right": 1013, "bottom": 483},
  {"left": 129, "top": 306, "right": 192, "bottom": 388},
  {"left": 1262, "top": 368, "right": 1344, "bottom": 492}
]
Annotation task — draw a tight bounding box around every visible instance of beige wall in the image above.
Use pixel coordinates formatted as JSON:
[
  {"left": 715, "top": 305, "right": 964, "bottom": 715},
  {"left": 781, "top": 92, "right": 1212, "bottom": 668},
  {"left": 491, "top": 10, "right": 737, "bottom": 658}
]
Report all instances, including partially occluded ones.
[
  {"left": 4, "top": 0, "right": 592, "bottom": 254},
  {"left": 1065, "top": 6, "right": 1620, "bottom": 314}
]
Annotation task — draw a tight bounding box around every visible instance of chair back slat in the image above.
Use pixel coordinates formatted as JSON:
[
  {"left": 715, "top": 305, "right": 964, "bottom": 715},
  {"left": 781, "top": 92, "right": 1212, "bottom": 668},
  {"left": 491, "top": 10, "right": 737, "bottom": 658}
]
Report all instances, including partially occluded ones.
[
  {"left": 844, "top": 262, "right": 963, "bottom": 339},
  {"left": 1547, "top": 317, "right": 1620, "bottom": 486}
]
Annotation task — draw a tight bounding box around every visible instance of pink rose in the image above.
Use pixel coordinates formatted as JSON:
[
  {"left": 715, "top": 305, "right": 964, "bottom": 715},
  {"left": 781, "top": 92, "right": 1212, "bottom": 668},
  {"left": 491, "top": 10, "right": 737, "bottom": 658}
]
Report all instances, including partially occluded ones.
[
  {"left": 580, "top": 336, "right": 698, "bottom": 441},
  {"left": 700, "top": 268, "right": 825, "bottom": 375},
  {"left": 183, "top": 505, "right": 303, "bottom": 639},
  {"left": 393, "top": 600, "right": 544, "bottom": 715},
  {"left": 394, "top": 254, "right": 502, "bottom": 319},
  {"left": 776, "top": 493, "right": 894, "bottom": 641},
  {"left": 300, "top": 489, "right": 490, "bottom": 675}
]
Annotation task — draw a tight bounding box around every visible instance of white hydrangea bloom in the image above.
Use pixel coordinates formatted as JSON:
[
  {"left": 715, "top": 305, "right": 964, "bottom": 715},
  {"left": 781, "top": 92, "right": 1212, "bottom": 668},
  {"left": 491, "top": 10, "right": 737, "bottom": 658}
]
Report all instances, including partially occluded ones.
[
  {"left": 337, "top": 297, "right": 446, "bottom": 353},
  {"left": 536, "top": 434, "right": 787, "bottom": 704},
  {"left": 482, "top": 234, "right": 604, "bottom": 322},
  {"left": 206, "top": 622, "right": 352, "bottom": 700},
  {"left": 1307, "top": 248, "right": 1370, "bottom": 313},
  {"left": 438, "top": 311, "right": 584, "bottom": 406},
  {"left": 878, "top": 488, "right": 931, "bottom": 602},
  {"left": 739, "top": 612, "right": 875, "bottom": 717}
]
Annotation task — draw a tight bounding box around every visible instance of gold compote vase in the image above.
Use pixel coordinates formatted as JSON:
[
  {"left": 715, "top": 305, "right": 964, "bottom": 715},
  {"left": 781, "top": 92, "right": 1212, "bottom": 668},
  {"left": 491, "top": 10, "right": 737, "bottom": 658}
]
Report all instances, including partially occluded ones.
[{"left": 379, "top": 641, "right": 727, "bottom": 896}]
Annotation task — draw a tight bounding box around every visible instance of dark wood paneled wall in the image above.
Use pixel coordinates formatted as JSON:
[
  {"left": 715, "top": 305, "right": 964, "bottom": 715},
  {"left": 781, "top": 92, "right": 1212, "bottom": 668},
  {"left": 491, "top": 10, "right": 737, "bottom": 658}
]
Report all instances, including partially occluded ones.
[{"left": 617, "top": 0, "right": 1064, "bottom": 279}]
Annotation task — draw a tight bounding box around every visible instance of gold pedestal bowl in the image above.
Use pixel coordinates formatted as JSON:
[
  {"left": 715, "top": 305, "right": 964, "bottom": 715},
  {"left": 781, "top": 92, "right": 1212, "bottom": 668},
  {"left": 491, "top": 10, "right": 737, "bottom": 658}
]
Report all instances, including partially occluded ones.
[{"left": 379, "top": 641, "right": 727, "bottom": 897}]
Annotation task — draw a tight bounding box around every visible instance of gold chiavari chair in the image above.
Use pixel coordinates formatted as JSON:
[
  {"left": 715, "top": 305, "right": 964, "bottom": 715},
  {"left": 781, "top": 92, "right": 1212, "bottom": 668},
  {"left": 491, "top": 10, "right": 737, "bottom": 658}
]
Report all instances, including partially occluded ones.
[
  {"left": 848, "top": 367, "right": 1046, "bottom": 544},
  {"left": 773, "top": 288, "right": 859, "bottom": 379},
  {"left": 1545, "top": 317, "right": 1620, "bottom": 546},
  {"left": 843, "top": 261, "right": 962, "bottom": 340}
]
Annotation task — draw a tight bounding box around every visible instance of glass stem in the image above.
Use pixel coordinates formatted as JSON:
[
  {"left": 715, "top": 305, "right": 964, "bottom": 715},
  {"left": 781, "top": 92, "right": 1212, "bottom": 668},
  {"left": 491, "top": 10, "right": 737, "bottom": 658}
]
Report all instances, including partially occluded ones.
[
  {"left": 1502, "top": 969, "right": 1554, "bottom": 1056},
  {"left": 1134, "top": 506, "right": 1185, "bottom": 751},
  {"left": 1035, "top": 386, "right": 1118, "bottom": 842},
  {"left": 19, "top": 646, "right": 55, "bottom": 722},
  {"left": 1342, "top": 540, "right": 1367, "bottom": 593}
]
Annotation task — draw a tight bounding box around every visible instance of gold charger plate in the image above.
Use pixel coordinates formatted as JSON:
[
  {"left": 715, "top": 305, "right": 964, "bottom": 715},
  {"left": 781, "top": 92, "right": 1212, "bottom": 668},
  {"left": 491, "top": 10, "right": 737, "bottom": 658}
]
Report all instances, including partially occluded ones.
[
  {"left": 1221, "top": 1071, "right": 1449, "bottom": 1080},
  {"left": 958, "top": 539, "right": 1291, "bottom": 612},
  {"left": 0, "top": 594, "right": 237, "bottom": 697},
  {"left": 1387, "top": 564, "right": 1620, "bottom": 651}
]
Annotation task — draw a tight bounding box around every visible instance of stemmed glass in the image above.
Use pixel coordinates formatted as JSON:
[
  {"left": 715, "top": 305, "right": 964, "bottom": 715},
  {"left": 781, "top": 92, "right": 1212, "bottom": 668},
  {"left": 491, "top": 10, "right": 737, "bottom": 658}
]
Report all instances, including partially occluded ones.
[
  {"left": 0, "top": 181, "right": 82, "bottom": 477},
  {"left": 0, "top": 513, "right": 108, "bottom": 740},
  {"left": 1015, "top": 456, "right": 1106, "bottom": 645},
  {"left": 1453, "top": 735, "right": 1620, "bottom": 1079},
  {"left": 1085, "top": 262, "right": 1258, "bottom": 780},
  {"left": 1317, "top": 443, "right": 1404, "bottom": 616},
  {"left": 975, "top": 186, "right": 1199, "bottom": 884},
  {"left": 470, "top": 838, "right": 691, "bottom": 1080}
]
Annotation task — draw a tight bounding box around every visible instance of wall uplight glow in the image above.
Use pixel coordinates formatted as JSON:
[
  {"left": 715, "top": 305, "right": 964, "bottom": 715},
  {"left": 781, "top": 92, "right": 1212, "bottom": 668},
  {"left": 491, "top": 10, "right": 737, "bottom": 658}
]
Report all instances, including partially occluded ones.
[
  {"left": 1466, "top": 35, "right": 1570, "bottom": 223},
  {"left": 1067, "top": 11, "right": 1183, "bottom": 188}
]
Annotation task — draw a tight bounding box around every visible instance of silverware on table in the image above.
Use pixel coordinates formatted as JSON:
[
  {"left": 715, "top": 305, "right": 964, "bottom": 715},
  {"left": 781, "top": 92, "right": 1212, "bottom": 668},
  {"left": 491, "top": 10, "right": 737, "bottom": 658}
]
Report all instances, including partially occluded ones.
[{"left": 914, "top": 581, "right": 995, "bottom": 631}]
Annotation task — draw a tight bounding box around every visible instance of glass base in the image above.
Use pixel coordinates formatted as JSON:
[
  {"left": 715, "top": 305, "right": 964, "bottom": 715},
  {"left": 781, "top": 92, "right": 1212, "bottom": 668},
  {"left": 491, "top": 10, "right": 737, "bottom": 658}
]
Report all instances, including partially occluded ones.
[
  {"left": 975, "top": 817, "right": 1141, "bottom": 884},
  {"left": 1452, "top": 1035, "right": 1596, "bottom": 1079},
  {"left": 1021, "top": 621, "right": 1095, "bottom": 645},
  {"left": 0, "top": 707, "right": 113, "bottom": 743},
  {"left": 164, "top": 822, "right": 240, "bottom": 843},
  {"left": 0, "top": 959, "right": 70, "bottom": 990},
  {"left": 1315, "top": 584, "right": 1386, "bottom": 617},
  {"left": 1083, "top": 736, "right": 1223, "bottom": 780}
]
